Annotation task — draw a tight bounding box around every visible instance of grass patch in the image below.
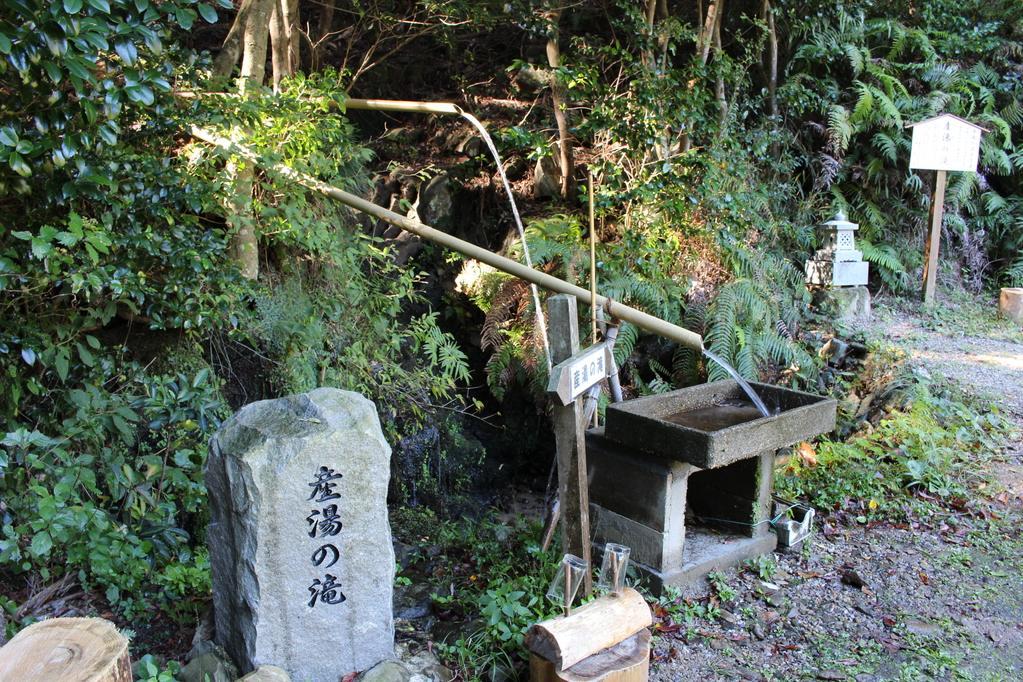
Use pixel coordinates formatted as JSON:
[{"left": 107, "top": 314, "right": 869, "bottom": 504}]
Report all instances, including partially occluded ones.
[{"left": 777, "top": 366, "right": 1014, "bottom": 523}]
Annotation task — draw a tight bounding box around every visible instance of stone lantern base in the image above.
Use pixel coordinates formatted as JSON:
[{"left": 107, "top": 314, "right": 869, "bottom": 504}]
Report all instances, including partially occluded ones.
[{"left": 821, "top": 285, "right": 872, "bottom": 322}]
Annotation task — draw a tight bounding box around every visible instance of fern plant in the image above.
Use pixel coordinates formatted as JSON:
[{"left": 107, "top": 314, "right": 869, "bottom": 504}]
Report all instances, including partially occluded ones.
[
  {"left": 786, "top": 9, "right": 1023, "bottom": 290},
  {"left": 675, "top": 236, "right": 819, "bottom": 387}
]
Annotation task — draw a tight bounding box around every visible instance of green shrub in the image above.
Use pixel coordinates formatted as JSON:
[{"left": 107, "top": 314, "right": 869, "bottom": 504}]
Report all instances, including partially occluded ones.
[
  {"left": 778, "top": 370, "right": 1012, "bottom": 521},
  {"left": 0, "top": 4, "right": 471, "bottom": 620}
]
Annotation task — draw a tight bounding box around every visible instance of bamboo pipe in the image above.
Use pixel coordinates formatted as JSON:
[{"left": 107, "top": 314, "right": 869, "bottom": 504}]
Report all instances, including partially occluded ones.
[
  {"left": 344, "top": 98, "right": 464, "bottom": 116},
  {"left": 189, "top": 125, "right": 704, "bottom": 352}
]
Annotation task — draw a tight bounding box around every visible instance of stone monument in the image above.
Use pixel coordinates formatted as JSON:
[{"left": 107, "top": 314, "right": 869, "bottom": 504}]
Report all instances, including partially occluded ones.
[
  {"left": 805, "top": 212, "right": 869, "bottom": 288},
  {"left": 206, "top": 388, "right": 395, "bottom": 681}
]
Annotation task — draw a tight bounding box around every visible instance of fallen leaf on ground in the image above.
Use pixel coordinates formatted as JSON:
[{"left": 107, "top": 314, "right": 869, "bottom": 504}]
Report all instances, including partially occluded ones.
[
  {"left": 773, "top": 643, "right": 800, "bottom": 652},
  {"left": 796, "top": 441, "right": 818, "bottom": 466}
]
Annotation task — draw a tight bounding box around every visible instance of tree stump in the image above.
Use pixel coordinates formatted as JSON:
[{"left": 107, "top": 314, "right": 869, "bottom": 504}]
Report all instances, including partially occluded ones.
[{"left": 0, "top": 617, "right": 130, "bottom": 682}]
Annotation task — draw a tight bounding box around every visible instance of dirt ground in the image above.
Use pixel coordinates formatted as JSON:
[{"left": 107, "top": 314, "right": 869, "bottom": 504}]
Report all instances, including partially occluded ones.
[{"left": 650, "top": 297, "right": 1023, "bottom": 682}]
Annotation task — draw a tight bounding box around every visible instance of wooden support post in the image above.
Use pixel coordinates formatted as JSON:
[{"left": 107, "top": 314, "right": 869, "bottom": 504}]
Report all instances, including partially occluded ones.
[
  {"left": 0, "top": 617, "right": 131, "bottom": 682},
  {"left": 922, "top": 169, "right": 947, "bottom": 305},
  {"left": 588, "top": 173, "right": 599, "bottom": 429},
  {"left": 549, "top": 294, "right": 592, "bottom": 596}
]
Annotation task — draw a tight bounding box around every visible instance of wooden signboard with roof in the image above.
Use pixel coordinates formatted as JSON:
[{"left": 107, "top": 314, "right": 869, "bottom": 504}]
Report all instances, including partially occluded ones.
[{"left": 906, "top": 114, "right": 986, "bottom": 304}]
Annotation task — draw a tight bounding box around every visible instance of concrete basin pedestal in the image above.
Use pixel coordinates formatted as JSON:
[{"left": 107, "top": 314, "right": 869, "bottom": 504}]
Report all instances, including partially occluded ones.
[{"left": 586, "top": 380, "right": 836, "bottom": 593}]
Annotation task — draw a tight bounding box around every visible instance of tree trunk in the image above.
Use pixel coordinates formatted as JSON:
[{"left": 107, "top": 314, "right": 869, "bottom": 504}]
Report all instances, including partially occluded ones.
[
  {"left": 714, "top": 0, "right": 728, "bottom": 134},
  {"left": 657, "top": 0, "right": 670, "bottom": 68},
  {"left": 212, "top": 0, "right": 255, "bottom": 81},
  {"left": 226, "top": 155, "right": 258, "bottom": 280},
  {"left": 316, "top": 0, "right": 336, "bottom": 70},
  {"left": 682, "top": 0, "right": 721, "bottom": 153},
  {"left": 284, "top": 0, "right": 300, "bottom": 71},
  {"left": 697, "top": 0, "right": 718, "bottom": 67},
  {"left": 239, "top": 0, "right": 272, "bottom": 94},
  {"left": 270, "top": 0, "right": 300, "bottom": 90},
  {"left": 643, "top": 0, "right": 672, "bottom": 160},
  {"left": 545, "top": 8, "right": 574, "bottom": 200},
  {"left": 269, "top": 0, "right": 288, "bottom": 90},
  {"left": 230, "top": 0, "right": 272, "bottom": 280},
  {"left": 764, "top": 0, "right": 778, "bottom": 121},
  {"left": 642, "top": 0, "right": 657, "bottom": 68}
]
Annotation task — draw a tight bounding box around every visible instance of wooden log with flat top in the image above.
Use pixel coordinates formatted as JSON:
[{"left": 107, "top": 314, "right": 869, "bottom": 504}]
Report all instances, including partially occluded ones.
[
  {"left": 0, "top": 617, "right": 131, "bottom": 682},
  {"left": 526, "top": 587, "right": 652, "bottom": 672},
  {"left": 529, "top": 629, "right": 650, "bottom": 682}
]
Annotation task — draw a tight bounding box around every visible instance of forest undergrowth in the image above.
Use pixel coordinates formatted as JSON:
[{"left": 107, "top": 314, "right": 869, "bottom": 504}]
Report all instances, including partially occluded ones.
[{"left": 0, "top": 0, "right": 1021, "bottom": 676}]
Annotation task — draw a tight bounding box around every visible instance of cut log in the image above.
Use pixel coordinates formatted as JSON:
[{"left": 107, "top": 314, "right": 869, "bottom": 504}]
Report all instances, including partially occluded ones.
[
  {"left": 526, "top": 588, "right": 652, "bottom": 671},
  {"left": 0, "top": 617, "right": 130, "bottom": 682},
  {"left": 529, "top": 629, "right": 650, "bottom": 682}
]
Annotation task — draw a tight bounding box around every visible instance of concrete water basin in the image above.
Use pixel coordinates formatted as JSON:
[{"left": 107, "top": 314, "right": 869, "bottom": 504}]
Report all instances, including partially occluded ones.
[
  {"left": 586, "top": 380, "right": 837, "bottom": 592},
  {"left": 603, "top": 380, "right": 837, "bottom": 468}
]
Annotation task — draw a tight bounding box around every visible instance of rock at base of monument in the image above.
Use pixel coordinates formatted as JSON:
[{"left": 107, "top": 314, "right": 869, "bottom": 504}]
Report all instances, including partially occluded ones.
[
  {"left": 179, "top": 648, "right": 238, "bottom": 682},
  {"left": 206, "top": 388, "right": 395, "bottom": 682},
  {"left": 358, "top": 660, "right": 412, "bottom": 682},
  {"left": 395, "top": 640, "right": 454, "bottom": 682},
  {"left": 1000, "top": 287, "right": 1023, "bottom": 325},
  {"left": 826, "top": 285, "right": 872, "bottom": 322},
  {"left": 239, "top": 664, "right": 292, "bottom": 681},
  {"left": 533, "top": 155, "right": 562, "bottom": 199}
]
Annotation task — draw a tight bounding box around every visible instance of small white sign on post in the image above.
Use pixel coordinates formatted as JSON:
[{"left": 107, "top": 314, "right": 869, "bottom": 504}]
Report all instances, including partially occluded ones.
[
  {"left": 547, "top": 342, "right": 612, "bottom": 406},
  {"left": 907, "top": 114, "right": 984, "bottom": 172}
]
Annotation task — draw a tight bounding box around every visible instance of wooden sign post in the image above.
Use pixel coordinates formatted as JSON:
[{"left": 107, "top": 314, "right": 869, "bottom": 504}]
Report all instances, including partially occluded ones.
[
  {"left": 548, "top": 294, "right": 593, "bottom": 596},
  {"left": 907, "top": 114, "right": 986, "bottom": 305},
  {"left": 922, "top": 168, "right": 947, "bottom": 306}
]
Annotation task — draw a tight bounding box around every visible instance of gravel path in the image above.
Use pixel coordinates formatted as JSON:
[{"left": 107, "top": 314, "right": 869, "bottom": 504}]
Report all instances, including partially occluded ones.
[
  {"left": 866, "top": 307, "right": 1023, "bottom": 419},
  {"left": 866, "top": 301, "right": 1023, "bottom": 496},
  {"left": 650, "top": 299, "right": 1023, "bottom": 681},
  {"left": 649, "top": 521, "right": 1023, "bottom": 682}
]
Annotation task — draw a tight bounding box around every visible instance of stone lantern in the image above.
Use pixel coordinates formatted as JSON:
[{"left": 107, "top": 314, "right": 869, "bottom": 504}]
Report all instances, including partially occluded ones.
[{"left": 805, "top": 211, "right": 869, "bottom": 287}]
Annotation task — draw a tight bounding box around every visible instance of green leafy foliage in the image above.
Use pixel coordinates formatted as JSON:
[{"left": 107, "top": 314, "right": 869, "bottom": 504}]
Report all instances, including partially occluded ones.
[
  {"left": 392, "top": 508, "right": 561, "bottom": 681},
  {"left": 0, "top": 0, "right": 233, "bottom": 188},
  {"left": 784, "top": 6, "right": 1023, "bottom": 288},
  {"left": 135, "top": 654, "right": 181, "bottom": 682},
  {"left": 0, "top": 367, "right": 223, "bottom": 617},
  {"left": 778, "top": 370, "right": 1012, "bottom": 521},
  {"left": 0, "top": 4, "right": 470, "bottom": 624}
]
